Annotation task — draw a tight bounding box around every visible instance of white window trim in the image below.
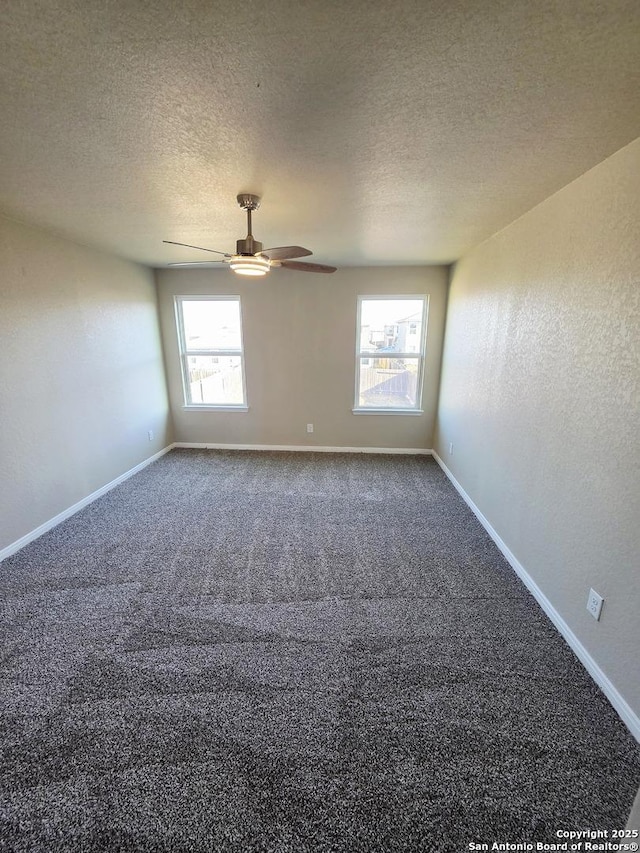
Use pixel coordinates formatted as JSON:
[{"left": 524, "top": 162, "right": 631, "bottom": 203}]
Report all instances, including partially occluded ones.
[
  {"left": 352, "top": 407, "right": 424, "bottom": 415},
  {"left": 174, "top": 295, "right": 248, "bottom": 410},
  {"left": 353, "top": 294, "right": 429, "bottom": 414}
]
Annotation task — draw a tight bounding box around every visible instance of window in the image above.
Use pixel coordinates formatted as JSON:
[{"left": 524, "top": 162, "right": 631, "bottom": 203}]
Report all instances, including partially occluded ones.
[
  {"left": 175, "top": 296, "right": 247, "bottom": 409},
  {"left": 354, "top": 296, "right": 428, "bottom": 412}
]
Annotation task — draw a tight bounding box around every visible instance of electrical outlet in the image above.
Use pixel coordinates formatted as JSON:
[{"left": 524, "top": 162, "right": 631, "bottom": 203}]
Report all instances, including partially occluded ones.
[
  {"left": 148, "top": 430, "right": 154, "bottom": 441},
  {"left": 586, "top": 588, "right": 604, "bottom": 621},
  {"left": 449, "top": 442, "right": 454, "bottom": 455},
  {"left": 306, "top": 423, "right": 314, "bottom": 433}
]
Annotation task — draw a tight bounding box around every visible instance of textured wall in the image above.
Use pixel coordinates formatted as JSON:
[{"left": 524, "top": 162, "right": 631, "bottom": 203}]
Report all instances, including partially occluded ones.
[
  {"left": 0, "top": 215, "right": 172, "bottom": 551},
  {"left": 156, "top": 266, "right": 448, "bottom": 449},
  {"left": 435, "top": 138, "right": 640, "bottom": 716}
]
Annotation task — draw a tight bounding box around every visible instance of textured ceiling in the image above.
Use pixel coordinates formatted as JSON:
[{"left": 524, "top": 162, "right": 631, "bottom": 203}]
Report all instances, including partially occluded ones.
[{"left": 0, "top": 0, "right": 639, "bottom": 267}]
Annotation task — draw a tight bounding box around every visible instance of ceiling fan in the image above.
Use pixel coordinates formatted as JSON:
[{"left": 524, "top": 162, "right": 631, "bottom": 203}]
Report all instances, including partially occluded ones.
[{"left": 163, "top": 193, "right": 337, "bottom": 276}]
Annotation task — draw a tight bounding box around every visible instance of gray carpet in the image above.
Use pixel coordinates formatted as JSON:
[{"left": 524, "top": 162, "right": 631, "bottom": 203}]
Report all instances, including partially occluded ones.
[{"left": 0, "top": 449, "right": 638, "bottom": 852}]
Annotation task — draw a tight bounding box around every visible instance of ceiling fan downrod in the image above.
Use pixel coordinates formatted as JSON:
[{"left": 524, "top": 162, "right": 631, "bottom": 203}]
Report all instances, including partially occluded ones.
[{"left": 236, "top": 193, "right": 262, "bottom": 255}]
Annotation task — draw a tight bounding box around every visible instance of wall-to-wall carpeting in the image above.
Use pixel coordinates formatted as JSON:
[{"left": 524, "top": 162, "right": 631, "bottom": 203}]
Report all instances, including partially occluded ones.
[{"left": 1, "top": 450, "right": 638, "bottom": 852}]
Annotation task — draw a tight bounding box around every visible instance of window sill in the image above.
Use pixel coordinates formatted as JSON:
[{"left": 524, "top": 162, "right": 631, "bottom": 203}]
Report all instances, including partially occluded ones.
[
  {"left": 182, "top": 405, "right": 249, "bottom": 412},
  {"left": 352, "top": 408, "right": 424, "bottom": 416}
]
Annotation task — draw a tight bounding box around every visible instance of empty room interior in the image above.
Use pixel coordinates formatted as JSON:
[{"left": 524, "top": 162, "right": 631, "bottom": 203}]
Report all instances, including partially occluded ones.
[{"left": 1, "top": 0, "right": 639, "bottom": 850}]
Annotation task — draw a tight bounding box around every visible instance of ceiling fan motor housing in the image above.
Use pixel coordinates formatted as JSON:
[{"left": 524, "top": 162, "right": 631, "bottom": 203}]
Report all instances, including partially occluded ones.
[{"left": 236, "top": 236, "right": 263, "bottom": 255}]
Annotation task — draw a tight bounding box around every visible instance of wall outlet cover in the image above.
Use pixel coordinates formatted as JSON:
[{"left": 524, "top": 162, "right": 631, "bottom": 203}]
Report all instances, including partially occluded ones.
[{"left": 586, "top": 588, "right": 604, "bottom": 621}]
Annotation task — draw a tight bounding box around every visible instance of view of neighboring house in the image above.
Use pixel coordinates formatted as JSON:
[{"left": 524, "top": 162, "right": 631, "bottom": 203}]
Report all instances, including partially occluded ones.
[{"left": 358, "top": 306, "right": 425, "bottom": 408}]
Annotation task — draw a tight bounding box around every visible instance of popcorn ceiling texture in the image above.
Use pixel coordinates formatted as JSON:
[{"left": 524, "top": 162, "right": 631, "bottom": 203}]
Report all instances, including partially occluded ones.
[
  {"left": 0, "top": 0, "right": 639, "bottom": 265},
  {"left": 0, "top": 450, "right": 638, "bottom": 852}
]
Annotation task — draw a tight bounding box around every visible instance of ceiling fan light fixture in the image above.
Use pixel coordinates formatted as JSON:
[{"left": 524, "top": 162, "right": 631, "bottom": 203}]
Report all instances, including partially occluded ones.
[{"left": 229, "top": 255, "right": 270, "bottom": 276}]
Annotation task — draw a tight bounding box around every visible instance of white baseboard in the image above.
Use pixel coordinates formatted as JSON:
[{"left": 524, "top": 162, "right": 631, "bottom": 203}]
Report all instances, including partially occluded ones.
[
  {"left": 0, "top": 445, "right": 174, "bottom": 563},
  {"left": 173, "top": 442, "right": 432, "bottom": 455},
  {"left": 432, "top": 451, "right": 640, "bottom": 743}
]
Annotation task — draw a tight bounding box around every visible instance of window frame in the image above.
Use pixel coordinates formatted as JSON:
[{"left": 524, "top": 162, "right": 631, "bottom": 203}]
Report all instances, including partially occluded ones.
[
  {"left": 353, "top": 294, "right": 429, "bottom": 415},
  {"left": 174, "top": 295, "right": 248, "bottom": 411}
]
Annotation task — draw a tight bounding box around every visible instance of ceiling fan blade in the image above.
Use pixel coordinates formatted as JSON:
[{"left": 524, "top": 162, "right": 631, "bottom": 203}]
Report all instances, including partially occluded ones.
[
  {"left": 163, "top": 240, "right": 231, "bottom": 257},
  {"left": 168, "top": 261, "right": 227, "bottom": 267},
  {"left": 259, "top": 246, "right": 313, "bottom": 260},
  {"left": 279, "top": 260, "right": 337, "bottom": 273}
]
